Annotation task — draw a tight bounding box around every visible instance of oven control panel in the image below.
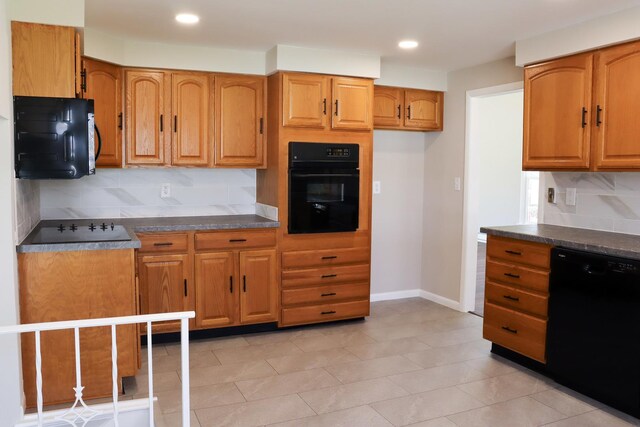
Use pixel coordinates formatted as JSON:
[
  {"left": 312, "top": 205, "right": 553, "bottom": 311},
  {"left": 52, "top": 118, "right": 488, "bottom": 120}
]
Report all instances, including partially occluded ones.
[{"left": 326, "top": 147, "right": 351, "bottom": 158}]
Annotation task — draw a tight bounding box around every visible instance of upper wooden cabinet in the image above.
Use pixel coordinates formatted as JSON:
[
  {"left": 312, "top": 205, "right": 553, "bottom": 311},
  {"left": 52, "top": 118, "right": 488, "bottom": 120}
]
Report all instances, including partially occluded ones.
[
  {"left": 125, "top": 70, "right": 170, "bottom": 166},
  {"left": 172, "top": 73, "right": 210, "bottom": 166},
  {"left": 373, "top": 86, "right": 444, "bottom": 131},
  {"left": 214, "top": 74, "right": 266, "bottom": 168},
  {"left": 12, "top": 21, "right": 80, "bottom": 98},
  {"left": 593, "top": 41, "right": 640, "bottom": 169},
  {"left": 523, "top": 53, "right": 593, "bottom": 170},
  {"left": 282, "top": 72, "right": 373, "bottom": 131},
  {"left": 523, "top": 40, "right": 640, "bottom": 171},
  {"left": 82, "top": 58, "right": 123, "bottom": 168}
]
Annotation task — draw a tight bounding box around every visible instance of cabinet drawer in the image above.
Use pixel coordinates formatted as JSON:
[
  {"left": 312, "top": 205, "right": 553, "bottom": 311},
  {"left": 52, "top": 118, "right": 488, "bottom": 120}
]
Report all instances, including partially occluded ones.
[
  {"left": 282, "top": 247, "right": 369, "bottom": 269},
  {"left": 282, "top": 282, "right": 370, "bottom": 306},
  {"left": 483, "top": 302, "right": 547, "bottom": 363},
  {"left": 282, "top": 264, "right": 370, "bottom": 288},
  {"left": 487, "top": 236, "right": 551, "bottom": 269},
  {"left": 137, "top": 233, "right": 189, "bottom": 253},
  {"left": 195, "top": 229, "right": 276, "bottom": 251},
  {"left": 281, "top": 300, "right": 370, "bottom": 326},
  {"left": 485, "top": 281, "right": 548, "bottom": 318},
  {"left": 486, "top": 260, "right": 549, "bottom": 293}
]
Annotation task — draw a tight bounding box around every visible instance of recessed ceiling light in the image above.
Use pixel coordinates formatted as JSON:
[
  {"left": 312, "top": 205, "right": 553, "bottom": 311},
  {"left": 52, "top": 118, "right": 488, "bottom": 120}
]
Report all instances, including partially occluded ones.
[
  {"left": 399, "top": 40, "right": 419, "bottom": 49},
  {"left": 175, "top": 13, "right": 199, "bottom": 24}
]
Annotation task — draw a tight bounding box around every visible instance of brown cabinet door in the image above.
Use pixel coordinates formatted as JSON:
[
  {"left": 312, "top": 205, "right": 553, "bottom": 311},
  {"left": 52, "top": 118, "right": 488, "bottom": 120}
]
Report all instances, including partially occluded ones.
[
  {"left": 83, "top": 58, "right": 123, "bottom": 167},
  {"left": 404, "top": 89, "right": 443, "bottom": 130},
  {"left": 593, "top": 41, "right": 640, "bottom": 170},
  {"left": 373, "top": 86, "right": 403, "bottom": 128},
  {"left": 194, "top": 252, "right": 237, "bottom": 328},
  {"left": 523, "top": 53, "right": 593, "bottom": 170},
  {"left": 171, "top": 72, "right": 210, "bottom": 166},
  {"left": 12, "top": 22, "right": 76, "bottom": 97},
  {"left": 331, "top": 77, "right": 373, "bottom": 130},
  {"left": 125, "top": 70, "right": 170, "bottom": 165},
  {"left": 239, "top": 249, "right": 278, "bottom": 324},
  {"left": 282, "top": 73, "right": 329, "bottom": 128},
  {"left": 138, "top": 253, "right": 190, "bottom": 333},
  {"left": 214, "top": 75, "right": 266, "bottom": 167}
]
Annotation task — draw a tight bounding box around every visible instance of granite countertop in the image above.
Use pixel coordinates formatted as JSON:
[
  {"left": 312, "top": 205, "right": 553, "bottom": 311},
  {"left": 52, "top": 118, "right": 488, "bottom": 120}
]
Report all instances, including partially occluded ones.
[
  {"left": 481, "top": 224, "right": 640, "bottom": 261},
  {"left": 17, "top": 215, "right": 280, "bottom": 253}
]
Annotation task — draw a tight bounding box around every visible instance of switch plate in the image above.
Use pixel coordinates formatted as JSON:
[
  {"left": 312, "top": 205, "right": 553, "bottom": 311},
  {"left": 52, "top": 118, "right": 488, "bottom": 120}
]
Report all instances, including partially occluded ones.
[
  {"left": 373, "top": 181, "right": 381, "bottom": 194},
  {"left": 566, "top": 188, "right": 577, "bottom": 206},
  {"left": 160, "top": 183, "right": 171, "bottom": 199},
  {"left": 454, "top": 177, "right": 461, "bottom": 191},
  {"left": 547, "top": 187, "right": 556, "bottom": 204}
]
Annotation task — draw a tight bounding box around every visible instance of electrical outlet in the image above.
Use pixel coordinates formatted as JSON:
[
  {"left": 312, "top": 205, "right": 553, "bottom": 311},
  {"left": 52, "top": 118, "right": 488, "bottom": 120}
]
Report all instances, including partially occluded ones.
[
  {"left": 160, "top": 183, "right": 171, "bottom": 199},
  {"left": 373, "top": 181, "right": 381, "bottom": 194},
  {"left": 566, "top": 188, "right": 577, "bottom": 206},
  {"left": 454, "top": 177, "right": 461, "bottom": 191},
  {"left": 547, "top": 187, "right": 556, "bottom": 204}
]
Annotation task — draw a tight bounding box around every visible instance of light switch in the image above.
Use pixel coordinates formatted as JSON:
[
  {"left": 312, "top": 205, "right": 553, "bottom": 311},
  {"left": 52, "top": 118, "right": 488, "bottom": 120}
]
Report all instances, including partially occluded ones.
[
  {"left": 161, "top": 183, "right": 171, "bottom": 199},
  {"left": 548, "top": 187, "right": 556, "bottom": 204},
  {"left": 566, "top": 188, "right": 577, "bottom": 206},
  {"left": 373, "top": 181, "right": 381, "bottom": 194}
]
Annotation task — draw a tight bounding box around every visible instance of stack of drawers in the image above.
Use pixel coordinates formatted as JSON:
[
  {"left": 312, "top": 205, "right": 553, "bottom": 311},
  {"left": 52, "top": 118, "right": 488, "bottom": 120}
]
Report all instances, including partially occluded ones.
[
  {"left": 483, "top": 235, "right": 551, "bottom": 363},
  {"left": 280, "top": 246, "right": 371, "bottom": 326}
]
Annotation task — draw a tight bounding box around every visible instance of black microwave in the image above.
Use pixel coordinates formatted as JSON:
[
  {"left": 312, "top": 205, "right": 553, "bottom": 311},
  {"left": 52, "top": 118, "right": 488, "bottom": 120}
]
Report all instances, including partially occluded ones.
[{"left": 14, "top": 96, "right": 101, "bottom": 179}]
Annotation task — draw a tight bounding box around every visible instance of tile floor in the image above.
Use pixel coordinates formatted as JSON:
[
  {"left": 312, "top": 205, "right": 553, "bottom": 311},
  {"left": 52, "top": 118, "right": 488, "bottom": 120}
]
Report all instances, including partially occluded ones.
[{"left": 121, "top": 298, "right": 640, "bottom": 427}]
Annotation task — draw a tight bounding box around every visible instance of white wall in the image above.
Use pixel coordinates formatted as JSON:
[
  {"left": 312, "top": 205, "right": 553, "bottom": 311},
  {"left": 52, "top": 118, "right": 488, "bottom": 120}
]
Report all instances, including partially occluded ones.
[
  {"left": 376, "top": 62, "right": 448, "bottom": 92},
  {"left": 266, "top": 45, "right": 380, "bottom": 78},
  {"left": 0, "top": 0, "right": 24, "bottom": 423},
  {"left": 475, "top": 91, "right": 524, "bottom": 228},
  {"left": 371, "top": 130, "right": 426, "bottom": 297},
  {"left": 422, "top": 57, "right": 523, "bottom": 304},
  {"left": 516, "top": 6, "right": 640, "bottom": 66},
  {"left": 8, "top": 0, "right": 83, "bottom": 27}
]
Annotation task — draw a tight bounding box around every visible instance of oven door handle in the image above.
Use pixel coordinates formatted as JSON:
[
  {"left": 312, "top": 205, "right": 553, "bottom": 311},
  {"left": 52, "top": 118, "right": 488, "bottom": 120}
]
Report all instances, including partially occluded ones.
[{"left": 290, "top": 173, "right": 358, "bottom": 178}]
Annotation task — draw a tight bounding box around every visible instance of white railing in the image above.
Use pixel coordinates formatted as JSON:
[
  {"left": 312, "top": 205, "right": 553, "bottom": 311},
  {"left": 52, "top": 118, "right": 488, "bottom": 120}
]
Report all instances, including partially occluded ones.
[{"left": 0, "top": 311, "right": 195, "bottom": 427}]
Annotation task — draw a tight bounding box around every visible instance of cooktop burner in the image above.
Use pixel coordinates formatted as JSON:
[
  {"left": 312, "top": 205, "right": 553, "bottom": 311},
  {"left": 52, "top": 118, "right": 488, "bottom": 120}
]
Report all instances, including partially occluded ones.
[{"left": 31, "top": 223, "right": 132, "bottom": 244}]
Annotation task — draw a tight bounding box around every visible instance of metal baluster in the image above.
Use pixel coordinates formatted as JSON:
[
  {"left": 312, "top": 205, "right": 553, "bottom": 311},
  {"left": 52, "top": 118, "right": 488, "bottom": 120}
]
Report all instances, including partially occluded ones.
[
  {"left": 112, "top": 325, "right": 119, "bottom": 427},
  {"left": 74, "top": 327, "right": 83, "bottom": 402},
  {"left": 35, "top": 331, "right": 43, "bottom": 427},
  {"left": 181, "top": 318, "right": 190, "bottom": 427},
  {"left": 147, "top": 321, "right": 154, "bottom": 426}
]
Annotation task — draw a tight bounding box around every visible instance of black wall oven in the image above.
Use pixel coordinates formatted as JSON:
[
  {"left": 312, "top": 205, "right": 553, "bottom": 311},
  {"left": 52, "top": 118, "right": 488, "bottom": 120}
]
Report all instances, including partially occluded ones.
[{"left": 288, "top": 142, "right": 359, "bottom": 234}]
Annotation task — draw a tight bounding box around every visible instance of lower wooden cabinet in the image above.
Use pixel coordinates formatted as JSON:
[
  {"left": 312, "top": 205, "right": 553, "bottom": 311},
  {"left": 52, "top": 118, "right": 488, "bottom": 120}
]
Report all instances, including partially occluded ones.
[
  {"left": 194, "top": 251, "right": 236, "bottom": 328},
  {"left": 239, "top": 249, "right": 278, "bottom": 324}
]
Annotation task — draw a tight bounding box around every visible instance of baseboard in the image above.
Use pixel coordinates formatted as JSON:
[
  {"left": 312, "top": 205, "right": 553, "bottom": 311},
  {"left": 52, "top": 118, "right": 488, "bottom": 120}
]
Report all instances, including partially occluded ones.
[
  {"left": 370, "top": 289, "right": 422, "bottom": 302},
  {"left": 419, "top": 290, "right": 462, "bottom": 311}
]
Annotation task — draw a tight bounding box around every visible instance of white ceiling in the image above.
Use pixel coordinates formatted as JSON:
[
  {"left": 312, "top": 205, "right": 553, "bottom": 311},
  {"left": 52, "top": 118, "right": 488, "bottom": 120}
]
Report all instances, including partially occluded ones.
[{"left": 85, "top": 0, "right": 640, "bottom": 71}]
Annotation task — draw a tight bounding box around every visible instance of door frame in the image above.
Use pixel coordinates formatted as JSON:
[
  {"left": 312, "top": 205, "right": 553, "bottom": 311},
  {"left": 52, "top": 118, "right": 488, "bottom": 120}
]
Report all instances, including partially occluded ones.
[{"left": 459, "top": 81, "right": 524, "bottom": 313}]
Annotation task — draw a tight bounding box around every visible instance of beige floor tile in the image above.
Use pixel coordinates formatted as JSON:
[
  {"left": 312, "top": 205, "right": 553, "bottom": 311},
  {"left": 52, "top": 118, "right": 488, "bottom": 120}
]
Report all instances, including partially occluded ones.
[
  {"left": 165, "top": 336, "right": 249, "bottom": 355},
  {"left": 462, "top": 355, "right": 518, "bottom": 377},
  {"left": 214, "top": 341, "right": 303, "bottom": 365},
  {"left": 141, "top": 343, "right": 169, "bottom": 359},
  {"left": 370, "top": 386, "right": 485, "bottom": 426},
  {"left": 292, "top": 331, "right": 375, "bottom": 352},
  {"left": 428, "top": 314, "right": 484, "bottom": 333},
  {"left": 161, "top": 410, "right": 201, "bottom": 427},
  {"left": 235, "top": 368, "right": 339, "bottom": 401},
  {"left": 457, "top": 371, "right": 555, "bottom": 405},
  {"left": 142, "top": 350, "right": 221, "bottom": 373},
  {"left": 345, "top": 337, "right": 431, "bottom": 360},
  {"left": 242, "top": 328, "right": 325, "bottom": 345},
  {"left": 416, "top": 326, "right": 483, "bottom": 348},
  {"left": 388, "top": 362, "right": 488, "bottom": 394},
  {"left": 156, "top": 382, "right": 245, "bottom": 414},
  {"left": 124, "top": 371, "right": 182, "bottom": 396},
  {"left": 363, "top": 322, "right": 437, "bottom": 342},
  {"left": 266, "top": 348, "right": 360, "bottom": 374},
  {"left": 195, "top": 394, "right": 316, "bottom": 427},
  {"left": 187, "top": 360, "right": 276, "bottom": 387},
  {"left": 404, "top": 340, "right": 490, "bottom": 369},
  {"left": 542, "top": 409, "right": 638, "bottom": 427},
  {"left": 268, "top": 405, "right": 393, "bottom": 427},
  {"left": 325, "top": 355, "right": 422, "bottom": 383},
  {"left": 531, "top": 388, "right": 596, "bottom": 417},
  {"left": 447, "top": 396, "right": 566, "bottom": 427},
  {"left": 405, "top": 418, "right": 458, "bottom": 427},
  {"left": 299, "top": 377, "right": 408, "bottom": 414}
]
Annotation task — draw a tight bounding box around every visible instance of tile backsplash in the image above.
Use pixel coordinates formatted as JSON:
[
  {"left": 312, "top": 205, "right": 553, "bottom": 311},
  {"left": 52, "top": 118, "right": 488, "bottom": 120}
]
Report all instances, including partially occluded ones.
[
  {"left": 39, "top": 168, "right": 257, "bottom": 219},
  {"left": 15, "top": 179, "right": 40, "bottom": 240},
  {"left": 542, "top": 172, "right": 640, "bottom": 235}
]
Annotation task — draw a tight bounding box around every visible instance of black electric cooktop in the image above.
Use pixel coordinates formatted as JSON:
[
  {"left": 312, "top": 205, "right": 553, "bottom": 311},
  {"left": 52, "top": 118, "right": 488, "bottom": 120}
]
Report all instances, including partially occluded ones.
[{"left": 31, "top": 223, "right": 132, "bottom": 244}]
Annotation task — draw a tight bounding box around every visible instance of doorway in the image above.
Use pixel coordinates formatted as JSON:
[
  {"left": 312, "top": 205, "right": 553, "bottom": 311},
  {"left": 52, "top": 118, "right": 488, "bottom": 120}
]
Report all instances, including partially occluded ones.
[{"left": 460, "top": 82, "right": 539, "bottom": 315}]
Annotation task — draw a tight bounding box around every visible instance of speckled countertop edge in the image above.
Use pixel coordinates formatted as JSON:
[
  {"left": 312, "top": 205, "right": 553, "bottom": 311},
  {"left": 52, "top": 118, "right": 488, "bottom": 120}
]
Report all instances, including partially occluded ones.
[
  {"left": 481, "top": 224, "right": 640, "bottom": 261},
  {"left": 17, "top": 215, "right": 280, "bottom": 253}
]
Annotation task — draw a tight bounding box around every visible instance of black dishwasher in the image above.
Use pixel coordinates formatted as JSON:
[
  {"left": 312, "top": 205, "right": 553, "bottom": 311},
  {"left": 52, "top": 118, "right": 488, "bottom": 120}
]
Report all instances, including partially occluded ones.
[{"left": 548, "top": 247, "right": 640, "bottom": 417}]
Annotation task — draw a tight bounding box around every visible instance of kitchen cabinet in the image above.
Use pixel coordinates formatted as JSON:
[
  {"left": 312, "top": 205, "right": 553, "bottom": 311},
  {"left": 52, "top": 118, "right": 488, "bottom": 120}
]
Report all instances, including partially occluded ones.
[
  {"left": 12, "top": 21, "right": 81, "bottom": 98},
  {"left": 281, "top": 72, "right": 373, "bottom": 131},
  {"left": 125, "top": 70, "right": 170, "bottom": 166},
  {"left": 82, "top": 58, "right": 123, "bottom": 167},
  {"left": 523, "top": 39, "right": 640, "bottom": 171},
  {"left": 482, "top": 235, "right": 551, "bottom": 363},
  {"left": 172, "top": 72, "right": 210, "bottom": 166},
  {"left": 239, "top": 249, "right": 278, "bottom": 323},
  {"left": 373, "top": 86, "right": 444, "bottom": 131},
  {"left": 194, "top": 251, "right": 236, "bottom": 328},
  {"left": 214, "top": 74, "right": 266, "bottom": 167},
  {"left": 19, "top": 249, "right": 138, "bottom": 407}
]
